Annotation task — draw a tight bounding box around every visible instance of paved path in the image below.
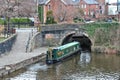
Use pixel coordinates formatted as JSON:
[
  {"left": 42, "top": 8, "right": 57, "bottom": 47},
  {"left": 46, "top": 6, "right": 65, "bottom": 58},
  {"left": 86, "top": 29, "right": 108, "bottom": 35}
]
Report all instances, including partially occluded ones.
[{"left": 0, "top": 28, "right": 47, "bottom": 67}]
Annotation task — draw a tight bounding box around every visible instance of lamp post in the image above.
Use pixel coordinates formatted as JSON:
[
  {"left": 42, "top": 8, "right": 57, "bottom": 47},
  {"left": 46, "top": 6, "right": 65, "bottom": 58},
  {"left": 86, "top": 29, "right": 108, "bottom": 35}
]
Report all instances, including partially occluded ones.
[
  {"left": 4, "top": 17, "right": 7, "bottom": 38},
  {"left": 6, "top": 0, "right": 10, "bottom": 38},
  {"left": 117, "top": 0, "right": 120, "bottom": 22},
  {"left": 17, "top": 0, "right": 20, "bottom": 28}
]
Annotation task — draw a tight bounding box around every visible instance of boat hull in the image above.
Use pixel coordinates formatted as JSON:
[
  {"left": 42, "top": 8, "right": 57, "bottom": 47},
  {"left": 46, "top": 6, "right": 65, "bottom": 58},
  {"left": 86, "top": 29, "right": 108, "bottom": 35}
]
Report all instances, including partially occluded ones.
[{"left": 46, "top": 49, "right": 80, "bottom": 64}]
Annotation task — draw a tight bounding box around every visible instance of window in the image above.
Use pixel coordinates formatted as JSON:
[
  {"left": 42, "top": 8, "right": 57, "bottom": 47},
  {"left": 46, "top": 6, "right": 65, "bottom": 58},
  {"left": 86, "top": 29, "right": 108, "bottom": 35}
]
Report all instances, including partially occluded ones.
[
  {"left": 52, "top": 54, "right": 54, "bottom": 58},
  {"left": 99, "top": 6, "right": 102, "bottom": 9},
  {"left": 100, "top": 10, "right": 102, "bottom": 14},
  {"left": 81, "top": 4, "right": 83, "bottom": 8},
  {"left": 74, "top": 47, "right": 76, "bottom": 50},
  {"left": 91, "top": 11, "right": 94, "bottom": 16},
  {"left": 48, "top": 5, "right": 51, "bottom": 10},
  {"left": 96, "top": 5, "right": 98, "bottom": 8},
  {"left": 84, "top": 12, "right": 86, "bottom": 15},
  {"left": 81, "top": 4, "right": 86, "bottom": 8},
  {"left": 84, "top": 4, "right": 86, "bottom": 8},
  {"left": 77, "top": 45, "right": 79, "bottom": 49}
]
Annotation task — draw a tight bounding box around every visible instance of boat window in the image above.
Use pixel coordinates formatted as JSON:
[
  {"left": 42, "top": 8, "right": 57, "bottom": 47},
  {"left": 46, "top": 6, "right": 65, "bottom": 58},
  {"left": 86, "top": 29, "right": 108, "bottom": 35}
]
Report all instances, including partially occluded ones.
[
  {"left": 67, "top": 49, "right": 69, "bottom": 53},
  {"left": 77, "top": 45, "right": 79, "bottom": 48},
  {"left": 52, "top": 54, "right": 54, "bottom": 58},
  {"left": 74, "top": 47, "right": 76, "bottom": 50}
]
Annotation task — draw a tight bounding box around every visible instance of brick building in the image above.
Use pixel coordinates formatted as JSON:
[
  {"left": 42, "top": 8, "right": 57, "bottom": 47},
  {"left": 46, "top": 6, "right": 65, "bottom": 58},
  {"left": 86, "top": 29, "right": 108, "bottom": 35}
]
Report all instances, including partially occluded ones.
[
  {"left": 97, "top": 0, "right": 106, "bottom": 15},
  {"left": 39, "top": 0, "right": 101, "bottom": 23}
]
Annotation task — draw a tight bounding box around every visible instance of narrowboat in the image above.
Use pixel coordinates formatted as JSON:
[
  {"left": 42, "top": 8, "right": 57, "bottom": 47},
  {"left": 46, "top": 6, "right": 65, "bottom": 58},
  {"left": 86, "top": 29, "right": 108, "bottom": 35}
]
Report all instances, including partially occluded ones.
[{"left": 46, "top": 42, "right": 81, "bottom": 64}]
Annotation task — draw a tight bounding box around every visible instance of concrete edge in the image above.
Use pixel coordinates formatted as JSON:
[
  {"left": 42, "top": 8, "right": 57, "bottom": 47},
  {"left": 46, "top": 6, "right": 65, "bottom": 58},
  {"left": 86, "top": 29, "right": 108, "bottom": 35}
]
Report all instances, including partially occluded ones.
[
  {"left": 0, "top": 53, "right": 45, "bottom": 78},
  {"left": 28, "top": 32, "right": 41, "bottom": 52},
  {"left": 0, "top": 34, "right": 17, "bottom": 44}
]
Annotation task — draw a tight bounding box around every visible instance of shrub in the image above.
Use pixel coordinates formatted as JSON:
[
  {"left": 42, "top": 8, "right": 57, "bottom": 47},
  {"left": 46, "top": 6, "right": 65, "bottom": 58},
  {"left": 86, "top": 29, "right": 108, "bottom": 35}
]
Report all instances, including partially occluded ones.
[
  {"left": 10, "top": 18, "right": 31, "bottom": 23},
  {"left": 73, "top": 17, "right": 84, "bottom": 23},
  {"left": 83, "top": 22, "right": 119, "bottom": 37},
  {"left": 0, "top": 19, "right": 4, "bottom": 25},
  {"left": 46, "top": 10, "right": 57, "bottom": 24}
]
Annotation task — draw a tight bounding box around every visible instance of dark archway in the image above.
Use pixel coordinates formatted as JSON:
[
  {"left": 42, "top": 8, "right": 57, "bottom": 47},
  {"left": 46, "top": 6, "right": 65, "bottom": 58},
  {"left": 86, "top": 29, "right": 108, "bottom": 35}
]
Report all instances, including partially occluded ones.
[
  {"left": 61, "top": 32, "right": 75, "bottom": 45},
  {"left": 61, "top": 33, "right": 92, "bottom": 52}
]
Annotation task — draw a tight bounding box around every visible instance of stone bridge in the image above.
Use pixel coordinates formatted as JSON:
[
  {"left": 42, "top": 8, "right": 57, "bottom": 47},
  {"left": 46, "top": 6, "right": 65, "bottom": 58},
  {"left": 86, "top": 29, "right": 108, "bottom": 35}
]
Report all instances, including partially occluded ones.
[{"left": 32, "top": 24, "right": 92, "bottom": 51}]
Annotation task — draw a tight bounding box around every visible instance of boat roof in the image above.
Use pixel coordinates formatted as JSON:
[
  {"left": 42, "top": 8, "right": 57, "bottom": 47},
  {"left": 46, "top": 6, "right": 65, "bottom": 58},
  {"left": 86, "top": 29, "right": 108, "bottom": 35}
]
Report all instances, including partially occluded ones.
[{"left": 56, "top": 42, "right": 79, "bottom": 50}]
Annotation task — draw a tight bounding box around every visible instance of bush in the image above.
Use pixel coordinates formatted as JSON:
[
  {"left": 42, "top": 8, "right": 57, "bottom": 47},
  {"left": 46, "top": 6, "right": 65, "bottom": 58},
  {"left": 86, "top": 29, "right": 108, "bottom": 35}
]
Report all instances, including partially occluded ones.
[
  {"left": 82, "top": 22, "right": 120, "bottom": 48},
  {"left": 46, "top": 16, "right": 57, "bottom": 24},
  {"left": 0, "top": 18, "right": 32, "bottom": 25},
  {"left": 73, "top": 17, "right": 84, "bottom": 23},
  {"left": 46, "top": 10, "right": 57, "bottom": 24},
  {"left": 83, "top": 22, "right": 119, "bottom": 37},
  {"left": 10, "top": 18, "right": 32, "bottom": 23},
  {"left": 0, "top": 19, "right": 4, "bottom": 25}
]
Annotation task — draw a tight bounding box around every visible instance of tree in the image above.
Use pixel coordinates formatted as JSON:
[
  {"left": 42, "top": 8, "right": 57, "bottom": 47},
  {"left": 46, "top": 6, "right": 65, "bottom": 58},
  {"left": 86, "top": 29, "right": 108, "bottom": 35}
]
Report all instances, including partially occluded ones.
[
  {"left": 0, "top": 0, "right": 37, "bottom": 18},
  {"left": 55, "top": 4, "right": 67, "bottom": 22},
  {"left": 17, "top": 0, "right": 37, "bottom": 17},
  {"left": 74, "top": 8, "right": 84, "bottom": 19},
  {"left": 46, "top": 10, "right": 56, "bottom": 24},
  {"left": 0, "top": 0, "right": 37, "bottom": 35},
  {"left": 77, "top": 8, "right": 84, "bottom": 18},
  {"left": 0, "top": 0, "right": 18, "bottom": 17},
  {"left": 0, "top": 0, "right": 19, "bottom": 37}
]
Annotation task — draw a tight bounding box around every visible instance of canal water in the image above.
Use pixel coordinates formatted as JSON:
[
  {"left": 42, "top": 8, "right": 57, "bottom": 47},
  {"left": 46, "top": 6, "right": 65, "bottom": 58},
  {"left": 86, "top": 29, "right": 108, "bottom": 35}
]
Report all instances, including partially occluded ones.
[{"left": 2, "top": 52, "right": 120, "bottom": 80}]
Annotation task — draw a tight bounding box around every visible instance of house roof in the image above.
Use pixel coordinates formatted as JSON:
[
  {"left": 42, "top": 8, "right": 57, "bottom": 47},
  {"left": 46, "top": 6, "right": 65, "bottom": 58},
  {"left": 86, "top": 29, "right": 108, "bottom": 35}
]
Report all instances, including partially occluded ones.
[
  {"left": 39, "top": 0, "right": 98, "bottom": 5},
  {"left": 84, "top": 0, "right": 98, "bottom": 4},
  {"left": 63, "top": 0, "right": 80, "bottom": 5},
  {"left": 39, "top": 0, "right": 50, "bottom": 5},
  {"left": 62, "top": 0, "right": 98, "bottom": 5}
]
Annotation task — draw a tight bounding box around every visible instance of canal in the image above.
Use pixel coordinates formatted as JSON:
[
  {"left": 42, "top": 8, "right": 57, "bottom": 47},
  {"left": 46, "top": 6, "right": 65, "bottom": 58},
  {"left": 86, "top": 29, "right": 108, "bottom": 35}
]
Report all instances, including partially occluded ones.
[{"left": 1, "top": 52, "right": 120, "bottom": 80}]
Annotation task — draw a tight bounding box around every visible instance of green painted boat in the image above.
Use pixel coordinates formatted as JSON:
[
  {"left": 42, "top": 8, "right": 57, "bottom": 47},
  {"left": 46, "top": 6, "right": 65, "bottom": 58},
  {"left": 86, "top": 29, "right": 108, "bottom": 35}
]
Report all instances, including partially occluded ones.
[{"left": 46, "top": 42, "right": 81, "bottom": 64}]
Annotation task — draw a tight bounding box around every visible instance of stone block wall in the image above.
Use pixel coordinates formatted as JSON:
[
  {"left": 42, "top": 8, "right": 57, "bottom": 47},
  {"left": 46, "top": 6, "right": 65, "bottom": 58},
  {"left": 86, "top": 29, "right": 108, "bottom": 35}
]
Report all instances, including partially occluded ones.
[{"left": 0, "top": 34, "right": 17, "bottom": 55}]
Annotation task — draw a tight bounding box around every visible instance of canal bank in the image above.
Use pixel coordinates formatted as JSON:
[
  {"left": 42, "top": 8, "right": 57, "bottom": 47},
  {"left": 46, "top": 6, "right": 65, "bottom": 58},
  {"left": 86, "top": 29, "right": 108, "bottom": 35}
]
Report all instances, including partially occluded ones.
[
  {"left": 92, "top": 46, "right": 120, "bottom": 54},
  {"left": 0, "top": 53, "right": 45, "bottom": 77},
  {"left": 0, "top": 28, "right": 47, "bottom": 77},
  {"left": 83, "top": 23, "right": 120, "bottom": 54}
]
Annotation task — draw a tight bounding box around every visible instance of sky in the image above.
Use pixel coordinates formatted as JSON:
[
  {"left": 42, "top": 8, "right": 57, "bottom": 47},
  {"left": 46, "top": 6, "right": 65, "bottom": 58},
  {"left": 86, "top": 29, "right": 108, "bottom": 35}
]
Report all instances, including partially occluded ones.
[
  {"left": 107, "top": 0, "right": 118, "bottom": 15},
  {"left": 106, "top": 0, "right": 117, "bottom": 3}
]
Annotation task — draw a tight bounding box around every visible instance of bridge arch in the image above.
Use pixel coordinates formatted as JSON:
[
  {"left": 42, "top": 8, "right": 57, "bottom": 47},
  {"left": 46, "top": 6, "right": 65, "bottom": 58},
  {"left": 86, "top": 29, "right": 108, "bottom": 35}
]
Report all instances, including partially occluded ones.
[
  {"left": 60, "top": 31, "right": 75, "bottom": 45},
  {"left": 60, "top": 32, "right": 92, "bottom": 51}
]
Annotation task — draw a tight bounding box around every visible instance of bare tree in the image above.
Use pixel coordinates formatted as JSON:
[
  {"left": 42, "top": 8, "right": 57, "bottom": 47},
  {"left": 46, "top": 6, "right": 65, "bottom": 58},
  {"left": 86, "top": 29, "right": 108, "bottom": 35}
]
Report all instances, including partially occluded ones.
[
  {"left": 76, "top": 8, "right": 84, "bottom": 19},
  {"left": 55, "top": 4, "right": 84, "bottom": 22},
  {"left": 0, "top": 0, "right": 37, "bottom": 18},
  {"left": 55, "top": 4, "right": 67, "bottom": 22},
  {"left": 0, "top": 0, "right": 18, "bottom": 18},
  {"left": 17, "top": 0, "right": 37, "bottom": 17}
]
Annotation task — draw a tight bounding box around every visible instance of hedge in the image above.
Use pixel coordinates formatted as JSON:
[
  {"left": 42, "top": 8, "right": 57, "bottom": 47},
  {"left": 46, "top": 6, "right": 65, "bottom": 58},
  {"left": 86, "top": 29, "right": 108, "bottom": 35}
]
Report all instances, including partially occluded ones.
[
  {"left": 82, "top": 22, "right": 119, "bottom": 37},
  {"left": 0, "top": 18, "right": 32, "bottom": 25}
]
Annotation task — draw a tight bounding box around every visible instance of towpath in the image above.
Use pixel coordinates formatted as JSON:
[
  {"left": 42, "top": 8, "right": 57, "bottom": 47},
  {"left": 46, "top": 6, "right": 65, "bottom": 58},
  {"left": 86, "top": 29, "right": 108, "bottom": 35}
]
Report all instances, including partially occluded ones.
[{"left": 0, "top": 28, "right": 47, "bottom": 68}]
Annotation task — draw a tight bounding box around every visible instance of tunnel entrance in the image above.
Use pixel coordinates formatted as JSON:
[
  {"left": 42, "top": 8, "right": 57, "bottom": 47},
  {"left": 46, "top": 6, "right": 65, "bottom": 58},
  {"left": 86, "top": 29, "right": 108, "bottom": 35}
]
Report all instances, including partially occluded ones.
[
  {"left": 61, "top": 33, "right": 92, "bottom": 52},
  {"left": 72, "top": 34, "right": 92, "bottom": 51}
]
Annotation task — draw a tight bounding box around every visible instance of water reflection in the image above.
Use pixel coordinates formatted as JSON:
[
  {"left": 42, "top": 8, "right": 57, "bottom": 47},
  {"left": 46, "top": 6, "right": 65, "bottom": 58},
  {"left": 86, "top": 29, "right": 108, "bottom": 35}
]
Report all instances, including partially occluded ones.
[
  {"left": 2, "top": 52, "right": 120, "bottom": 80},
  {"left": 79, "top": 51, "right": 91, "bottom": 67},
  {"left": 9, "top": 71, "right": 37, "bottom": 80},
  {"left": 28, "top": 63, "right": 48, "bottom": 71}
]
